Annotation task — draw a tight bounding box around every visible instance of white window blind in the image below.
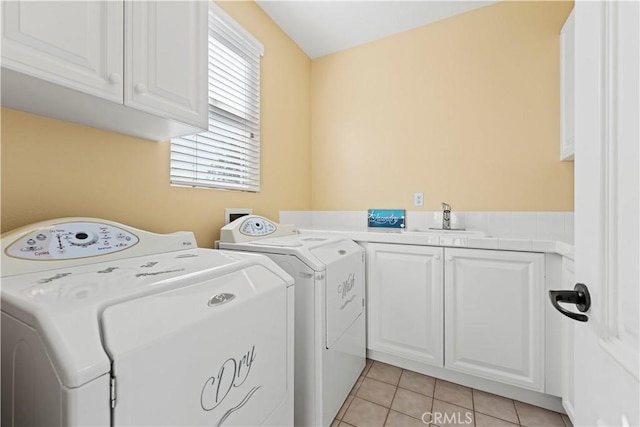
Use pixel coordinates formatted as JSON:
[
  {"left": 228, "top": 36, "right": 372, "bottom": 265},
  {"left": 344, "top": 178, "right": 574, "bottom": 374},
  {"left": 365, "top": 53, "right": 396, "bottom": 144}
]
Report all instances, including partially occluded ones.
[{"left": 170, "top": 2, "right": 264, "bottom": 192}]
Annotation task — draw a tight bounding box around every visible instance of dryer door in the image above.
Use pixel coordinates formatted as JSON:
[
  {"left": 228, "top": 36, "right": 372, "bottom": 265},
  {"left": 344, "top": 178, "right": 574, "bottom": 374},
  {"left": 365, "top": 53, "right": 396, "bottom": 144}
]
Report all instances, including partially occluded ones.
[
  {"left": 101, "top": 265, "right": 290, "bottom": 426},
  {"left": 311, "top": 240, "right": 364, "bottom": 349}
]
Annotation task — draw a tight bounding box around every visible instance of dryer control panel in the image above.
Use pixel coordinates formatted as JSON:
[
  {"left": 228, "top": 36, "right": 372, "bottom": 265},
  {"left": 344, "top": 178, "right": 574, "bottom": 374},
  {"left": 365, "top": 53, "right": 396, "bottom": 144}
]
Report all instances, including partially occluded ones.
[
  {"left": 1, "top": 217, "right": 196, "bottom": 277},
  {"left": 220, "top": 215, "right": 299, "bottom": 243},
  {"left": 4, "top": 221, "right": 139, "bottom": 260}
]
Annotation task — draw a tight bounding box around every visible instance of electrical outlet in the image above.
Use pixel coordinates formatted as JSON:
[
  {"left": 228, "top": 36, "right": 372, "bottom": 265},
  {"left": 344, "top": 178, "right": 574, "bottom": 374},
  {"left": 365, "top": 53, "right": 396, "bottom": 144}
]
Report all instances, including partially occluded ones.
[{"left": 414, "top": 192, "right": 424, "bottom": 207}]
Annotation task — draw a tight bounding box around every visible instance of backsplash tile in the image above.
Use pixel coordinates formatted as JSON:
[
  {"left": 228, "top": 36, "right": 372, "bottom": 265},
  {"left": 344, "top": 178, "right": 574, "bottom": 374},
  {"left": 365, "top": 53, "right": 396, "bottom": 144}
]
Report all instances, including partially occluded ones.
[
  {"left": 564, "top": 213, "right": 574, "bottom": 244},
  {"left": 279, "top": 211, "right": 312, "bottom": 227},
  {"left": 510, "top": 213, "right": 538, "bottom": 239},
  {"left": 311, "top": 211, "right": 366, "bottom": 228},
  {"left": 451, "top": 212, "right": 466, "bottom": 229},
  {"left": 405, "top": 211, "right": 429, "bottom": 230},
  {"left": 487, "top": 212, "right": 512, "bottom": 238},
  {"left": 537, "top": 212, "right": 566, "bottom": 242},
  {"left": 400, "top": 211, "right": 467, "bottom": 230},
  {"left": 465, "top": 212, "right": 488, "bottom": 232},
  {"left": 278, "top": 211, "right": 574, "bottom": 244}
]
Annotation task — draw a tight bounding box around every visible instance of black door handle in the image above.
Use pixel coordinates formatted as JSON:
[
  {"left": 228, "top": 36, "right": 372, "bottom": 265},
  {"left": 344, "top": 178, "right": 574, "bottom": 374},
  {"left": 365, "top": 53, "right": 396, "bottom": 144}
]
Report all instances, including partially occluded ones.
[{"left": 548, "top": 283, "right": 591, "bottom": 322}]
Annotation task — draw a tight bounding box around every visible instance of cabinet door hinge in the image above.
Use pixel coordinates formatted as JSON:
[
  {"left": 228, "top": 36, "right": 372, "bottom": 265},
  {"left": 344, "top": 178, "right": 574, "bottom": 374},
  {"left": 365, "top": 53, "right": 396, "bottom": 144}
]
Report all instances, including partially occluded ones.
[{"left": 110, "top": 376, "right": 117, "bottom": 409}]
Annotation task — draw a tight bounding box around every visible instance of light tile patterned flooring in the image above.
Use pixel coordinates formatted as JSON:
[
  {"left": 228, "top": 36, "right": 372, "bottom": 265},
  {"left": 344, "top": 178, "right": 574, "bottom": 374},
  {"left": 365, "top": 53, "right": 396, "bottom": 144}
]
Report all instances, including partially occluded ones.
[{"left": 332, "top": 360, "right": 573, "bottom": 427}]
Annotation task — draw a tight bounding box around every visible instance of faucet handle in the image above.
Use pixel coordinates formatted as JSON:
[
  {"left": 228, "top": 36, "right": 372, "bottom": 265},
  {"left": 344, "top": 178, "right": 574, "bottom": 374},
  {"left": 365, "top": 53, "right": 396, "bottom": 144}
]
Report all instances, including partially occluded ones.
[{"left": 442, "top": 202, "right": 451, "bottom": 211}]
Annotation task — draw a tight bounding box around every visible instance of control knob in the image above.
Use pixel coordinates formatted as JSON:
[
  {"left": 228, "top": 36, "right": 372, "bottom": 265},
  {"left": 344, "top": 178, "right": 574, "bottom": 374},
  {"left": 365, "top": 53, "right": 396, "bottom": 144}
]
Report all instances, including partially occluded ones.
[{"left": 68, "top": 232, "right": 99, "bottom": 247}]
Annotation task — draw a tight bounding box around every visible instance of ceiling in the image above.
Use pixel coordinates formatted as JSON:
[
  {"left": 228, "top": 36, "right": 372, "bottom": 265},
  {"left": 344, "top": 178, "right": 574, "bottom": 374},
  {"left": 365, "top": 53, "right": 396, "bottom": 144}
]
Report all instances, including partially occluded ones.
[{"left": 256, "top": 1, "right": 497, "bottom": 59}]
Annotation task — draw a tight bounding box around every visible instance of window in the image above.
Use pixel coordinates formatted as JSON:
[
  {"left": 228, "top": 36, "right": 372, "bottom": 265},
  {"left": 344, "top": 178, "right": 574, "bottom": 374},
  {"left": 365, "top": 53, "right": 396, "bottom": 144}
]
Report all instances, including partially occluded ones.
[{"left": 170, "top": 2, "right": 264, "bottom": 192}]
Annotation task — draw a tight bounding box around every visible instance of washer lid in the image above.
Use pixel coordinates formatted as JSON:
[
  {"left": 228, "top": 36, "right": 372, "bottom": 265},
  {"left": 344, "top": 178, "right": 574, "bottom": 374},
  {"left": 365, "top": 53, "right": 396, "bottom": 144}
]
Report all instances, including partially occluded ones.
[
  {"left": 0, "top": 249, "right": 292, "bottom": 388},
  {"left": 220, "top": 234, "right": 352, "bottom": 271},
  {"left": 251, "top": 237, "right": 304, "bottom": 247}
]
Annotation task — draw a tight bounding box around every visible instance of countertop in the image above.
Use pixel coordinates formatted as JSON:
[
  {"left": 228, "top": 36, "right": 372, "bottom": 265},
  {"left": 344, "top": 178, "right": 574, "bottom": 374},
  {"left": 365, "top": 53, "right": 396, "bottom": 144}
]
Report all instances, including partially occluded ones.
[{"left": 298, "top": 226, "right": 575, "bottom": 259}]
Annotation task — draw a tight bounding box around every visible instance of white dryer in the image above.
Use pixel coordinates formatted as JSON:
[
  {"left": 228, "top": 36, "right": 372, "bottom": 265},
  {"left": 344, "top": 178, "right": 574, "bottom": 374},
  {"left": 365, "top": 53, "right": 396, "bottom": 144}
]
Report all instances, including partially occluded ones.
[
  {"left": 219, "top": 215, "right": 366, "bottom": 427},
  {"left": 1, "top": 218, "right": 294, "bottom": 427}
]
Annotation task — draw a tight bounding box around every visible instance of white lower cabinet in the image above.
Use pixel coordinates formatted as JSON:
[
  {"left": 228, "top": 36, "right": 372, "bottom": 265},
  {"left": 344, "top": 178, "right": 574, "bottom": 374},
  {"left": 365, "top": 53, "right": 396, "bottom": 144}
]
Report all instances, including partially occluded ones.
[
  {"left": 444, "top": 249, "right": 545, "bottom": 391},
  {"left": 367, "top": 243, "right": 444, "bottom": 367},
  {"left": 366, "top": 244, "right": 546, "bottom": 392}
]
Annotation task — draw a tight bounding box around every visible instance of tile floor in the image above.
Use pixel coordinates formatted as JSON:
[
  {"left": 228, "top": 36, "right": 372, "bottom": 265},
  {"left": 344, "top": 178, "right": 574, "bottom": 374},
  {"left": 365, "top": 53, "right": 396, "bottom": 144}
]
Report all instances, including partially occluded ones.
[{"left": 332, "top": 360, "right": 573, "bottom": 427}]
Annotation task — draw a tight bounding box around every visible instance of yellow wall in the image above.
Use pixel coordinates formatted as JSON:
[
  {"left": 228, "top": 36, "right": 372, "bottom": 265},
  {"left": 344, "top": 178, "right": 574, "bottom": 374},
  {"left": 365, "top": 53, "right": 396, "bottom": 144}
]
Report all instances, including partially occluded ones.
[
  {"left": 0, "top": 1, "right": 311, "bottom": 247},
  {"left": 311, "top": 1, "right": 574, "bottom": 211},
  {"left": 1, "top": 1, "right": 575, "bottom": 246}
]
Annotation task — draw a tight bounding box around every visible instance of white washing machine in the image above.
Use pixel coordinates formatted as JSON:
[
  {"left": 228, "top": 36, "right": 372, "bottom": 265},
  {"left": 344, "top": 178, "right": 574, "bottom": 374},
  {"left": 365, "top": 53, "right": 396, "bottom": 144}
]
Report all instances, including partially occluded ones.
[
  {"left": 219, "top": 215, "right": 366, "bottom": 427},
  {"left": 1, "top": 218, "right": 294, "bottom": 427}
]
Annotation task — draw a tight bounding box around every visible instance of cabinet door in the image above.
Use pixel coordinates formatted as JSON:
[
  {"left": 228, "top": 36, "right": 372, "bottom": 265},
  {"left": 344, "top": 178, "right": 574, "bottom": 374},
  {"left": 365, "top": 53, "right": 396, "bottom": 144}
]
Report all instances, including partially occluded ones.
[
  {"left": 367, "top": 243, "right": 444, "bottom": 367},
  {"left": 126, "top": 0, "right": 208, "bottom": 130},
  {"left": 445, "top": 249, "right": 544, "bottom": 391},
  {"left": 1, "top": 1, "right": 123, "bottom": 102}
]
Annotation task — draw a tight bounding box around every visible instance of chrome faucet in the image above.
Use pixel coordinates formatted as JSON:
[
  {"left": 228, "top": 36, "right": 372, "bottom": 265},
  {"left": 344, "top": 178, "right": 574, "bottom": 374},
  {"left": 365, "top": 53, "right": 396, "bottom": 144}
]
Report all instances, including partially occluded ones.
[{"left": 442, "top": 202, "right": 452, "bottom": 230}]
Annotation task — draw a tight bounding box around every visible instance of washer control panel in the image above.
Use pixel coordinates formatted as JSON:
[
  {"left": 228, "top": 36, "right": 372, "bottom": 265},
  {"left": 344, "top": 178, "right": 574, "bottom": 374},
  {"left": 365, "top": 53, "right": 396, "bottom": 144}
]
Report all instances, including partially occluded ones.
[
  {"left": 220, "top": 215, "right": 299, "bottom": 243},
  {"left": 5, "top": 221, "right": 139, "bottom": 260},
  {"left": 239, "top": 217, "right": 277, "bottom": 236}
]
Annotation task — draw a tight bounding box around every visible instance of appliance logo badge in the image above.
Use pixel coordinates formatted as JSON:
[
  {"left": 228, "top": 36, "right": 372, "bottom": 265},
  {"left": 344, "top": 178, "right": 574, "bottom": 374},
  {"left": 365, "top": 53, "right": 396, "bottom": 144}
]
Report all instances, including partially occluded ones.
[
  {"left": 338, "top": 273, "right": 357, "bottom": 310},
  {"left": 201, "top": 346, "right": 262, "bottom": 426}
]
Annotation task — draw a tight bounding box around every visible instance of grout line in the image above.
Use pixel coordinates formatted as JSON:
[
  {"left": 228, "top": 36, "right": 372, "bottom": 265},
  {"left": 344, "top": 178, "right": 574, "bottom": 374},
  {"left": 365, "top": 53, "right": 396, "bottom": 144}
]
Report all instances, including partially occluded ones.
[
  {"left": 381, "top": 376, "right": 400, "bottom": 427},
  {"left": 381, "top": 408, "right": 391, "bottom": 427},
  {"left": 338, "top": 363, "right": 371, "bottom": 423},
  {"left": 513, "top": 399, "right": 522, "bottom": 426},
  {"left": 396, "top": 383, "right": 435, "bottom": 399},
  {"left": 343, "top": 396, "right": 390, "bottom": 425},
  {"left": 338, "top": 394, "right": 355, "bottom": 421},
  {"left": 366, "top": 361, "right": 403, "bottom": 386},
  {"left": 432, "top": 397, "right": 475, "bottom": 413},
  {"left": 472, "top": 407, "right": 521, "bottom": 426},
  {"left": 352, "top": 393, "right": 394, "bottom": 411},
  {"left": 363, "top": 358, "right": 373, "bottom": 376},
  {"left": 348, "top": 395, "right": 391, "bottom": 426},
  {"left": 351, "top": 359, "right": 564, "bottom": 426},
  {"left": 471, "top": 387, "right": 475, "bottom": 412}
]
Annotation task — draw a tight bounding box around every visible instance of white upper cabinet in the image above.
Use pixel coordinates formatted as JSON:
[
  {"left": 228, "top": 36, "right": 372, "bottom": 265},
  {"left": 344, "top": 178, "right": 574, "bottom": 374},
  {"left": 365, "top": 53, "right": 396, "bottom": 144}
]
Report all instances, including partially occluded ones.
[
  {"left": 444, "top": 249, "right": 545, "bottom": 391},
  {"left": 367, "top": 243, "right": 444, "bottom": 367},
  {"left": 560, "top": 9, "right": 575, "bottom": 161},
  {"left": 126, "top": 1, "right": 207, "bottom": 128},
  {"left": 1, "top": 0, "right": 207, "bottom": 141},
  {"left": 2, "top": 1, "right": 123, "bottom": 102}
]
